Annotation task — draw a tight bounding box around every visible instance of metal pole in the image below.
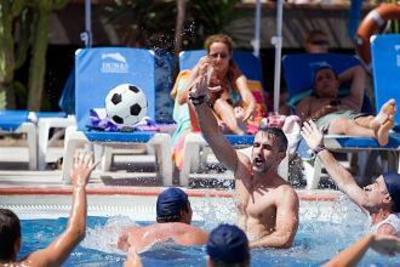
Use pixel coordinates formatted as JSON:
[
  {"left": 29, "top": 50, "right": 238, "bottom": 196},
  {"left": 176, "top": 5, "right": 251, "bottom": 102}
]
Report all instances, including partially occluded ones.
[
  {"left": 272, "top": 0, "right": 283, "bottom": 113},
  {"left": 81, "top": 0, "right": 92, "bottom": 47},
  {"left": 252, "top": 0, "right": 262, "bottom": 57}
]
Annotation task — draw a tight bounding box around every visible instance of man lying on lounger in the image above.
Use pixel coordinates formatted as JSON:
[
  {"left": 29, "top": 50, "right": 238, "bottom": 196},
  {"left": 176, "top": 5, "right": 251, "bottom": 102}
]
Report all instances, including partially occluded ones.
[
  {"left": 187, "top": 63, "right": 299, "bottom": 248},
  {"left": 0, "top": 151, "right": 96, "bottom": 266},
  {"left": 118, "top": 187, "right": 208, "bottom": 252},
  {"left": 296, "top": 63, "right": 396, "bottom": 146},
  {"left": 302, "top": 120, "right": 400, "bottom": 237}
]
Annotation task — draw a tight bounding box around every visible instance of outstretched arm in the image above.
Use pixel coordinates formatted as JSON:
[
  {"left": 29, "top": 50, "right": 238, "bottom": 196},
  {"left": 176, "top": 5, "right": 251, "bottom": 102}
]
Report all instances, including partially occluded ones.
[
  {"left": 325, "top": 234, "right": 400, "bottom": 267},
  {"left": 301, "top": 120, "right": 371, "bottom": 211},
  {"left": 190, "top": 72, "right": 239, "bottom": 172},
  {"left": 249, "top": 187, "right": 299, "bottom": 248},
  {"left": 23, "top": 151, "right": 96, "bottom": 266}
]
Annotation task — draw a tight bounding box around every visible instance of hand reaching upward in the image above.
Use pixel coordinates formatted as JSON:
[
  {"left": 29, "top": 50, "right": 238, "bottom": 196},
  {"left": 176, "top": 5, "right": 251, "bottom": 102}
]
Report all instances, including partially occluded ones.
[{"left": 301, "top": 120, "right": 324, "bottom": 151}]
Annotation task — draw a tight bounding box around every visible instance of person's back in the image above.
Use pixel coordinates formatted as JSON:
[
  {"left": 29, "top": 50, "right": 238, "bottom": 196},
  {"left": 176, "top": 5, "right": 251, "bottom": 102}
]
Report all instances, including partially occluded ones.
[
  {"left": 119, "top": 222, "right": 207, "bottom": 252},
  {"left": 118, "top": 187, "right": 208, "bottom": 252}
]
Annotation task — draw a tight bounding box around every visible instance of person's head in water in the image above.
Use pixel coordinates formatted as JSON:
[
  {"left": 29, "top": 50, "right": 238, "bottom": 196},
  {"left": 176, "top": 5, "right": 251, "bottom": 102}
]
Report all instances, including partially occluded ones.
[
  {"left": 207, "top": 224, "right": 250, "bottom": 267},
  {"left": 204, "top": 34, "right": 234, "bottom": 75},
  {"left": 304, "top": 29, "right": 329, "bottom": 54},
  {"left": 363, "top": 172, "right": 400, "bottom": 213},
  {"left": 312, "top": 63, "right": 339, "bottom": 99},
  {"left": 251, "top": 125, "right": 288, "bottom": 174},
  {"left": 0, "top": 209, "right": 21, "bottom": 262},
  {"left": 156, "top": 187, "right": 192, "bottom": 224}
]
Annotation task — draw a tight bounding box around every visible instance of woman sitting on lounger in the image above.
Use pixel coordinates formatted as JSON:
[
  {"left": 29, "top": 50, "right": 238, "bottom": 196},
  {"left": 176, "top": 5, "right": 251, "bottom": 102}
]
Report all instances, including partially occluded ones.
[
  {"left": 296, "top": 63, "right": 396, "bottom": 146},
  {"left": 177, "top": 34, "right": 256, "bottom": 135}
]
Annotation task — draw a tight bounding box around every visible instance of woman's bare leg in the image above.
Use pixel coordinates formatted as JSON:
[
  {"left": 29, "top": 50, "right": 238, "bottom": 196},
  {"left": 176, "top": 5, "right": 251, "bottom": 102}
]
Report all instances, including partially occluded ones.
[{"left": 213, "top": 99, "right": 245, "bottom": 135}]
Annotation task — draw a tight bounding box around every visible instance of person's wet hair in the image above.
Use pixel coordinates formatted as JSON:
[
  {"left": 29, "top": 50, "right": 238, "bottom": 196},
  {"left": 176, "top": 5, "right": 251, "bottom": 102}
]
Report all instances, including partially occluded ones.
[
  {"left": 0, "top": 209, "right": 21, "bottom": 261},
  {"left": 258, "top": 123, "right": 288, "bottom": 153},
  {"left": 156, "top": 187, "right": 190, "bottom": 223}
]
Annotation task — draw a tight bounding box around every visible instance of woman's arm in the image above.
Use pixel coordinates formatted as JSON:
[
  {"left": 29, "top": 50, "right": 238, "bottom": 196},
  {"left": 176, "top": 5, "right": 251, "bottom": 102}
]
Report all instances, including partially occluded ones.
[
  {"left": 177, "top": 56, "right": 212, "bottom": 105},
  {"left": 235, "top": 75, "right": 256, "bottom": 122}
]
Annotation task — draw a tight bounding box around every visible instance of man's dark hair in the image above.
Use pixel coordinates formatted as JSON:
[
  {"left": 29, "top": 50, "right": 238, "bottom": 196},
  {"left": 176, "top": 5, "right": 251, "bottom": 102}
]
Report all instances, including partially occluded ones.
[
  {"left": 0, "top": 209, "right": 21, "bottom": 261},
  {"left": 258, "top": 127, "right": 288, "bottom": 153}
]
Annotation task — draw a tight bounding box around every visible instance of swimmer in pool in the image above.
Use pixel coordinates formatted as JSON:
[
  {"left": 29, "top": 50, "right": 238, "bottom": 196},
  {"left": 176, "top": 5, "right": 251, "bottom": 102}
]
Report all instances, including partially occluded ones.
[
  {"left": 118, "top": 187, "right": 208, "bottom": 253},
  {"left": 207, "top": 224, "right": 250, "bottom": 267},
  {"left": 188, "top": 69, "right": 299, "bottom": 248},
  {"left": 0, "top": 151, "right": 96, "bottom": 266},
  {"left": 302, "top": 120, "right": 400, "bottom": 237}
]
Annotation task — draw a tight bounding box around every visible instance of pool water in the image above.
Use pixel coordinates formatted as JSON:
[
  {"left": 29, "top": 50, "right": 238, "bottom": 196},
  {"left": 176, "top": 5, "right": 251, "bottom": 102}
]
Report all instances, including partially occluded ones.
[{"left": 18, "top": 215, "right": 400, "bottom": 266}]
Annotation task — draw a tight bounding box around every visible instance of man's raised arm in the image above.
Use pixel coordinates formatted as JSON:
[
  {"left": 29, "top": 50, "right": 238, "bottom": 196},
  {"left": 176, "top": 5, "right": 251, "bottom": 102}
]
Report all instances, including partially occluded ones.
[
  {"left": 23, "top": 151, "right": 96, "bottom": 266},
  {"left": 189, "top": 72, "right": 239, "bottom": 172},
  {"left": 301, "top": 120, "right": 370, "bottom": 210}
]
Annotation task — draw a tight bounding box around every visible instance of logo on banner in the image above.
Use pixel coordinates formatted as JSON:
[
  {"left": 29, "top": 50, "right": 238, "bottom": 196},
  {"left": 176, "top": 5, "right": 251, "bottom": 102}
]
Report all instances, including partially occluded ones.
[{"left": 101, "top": 53, "right": 129, "bottom": 73}]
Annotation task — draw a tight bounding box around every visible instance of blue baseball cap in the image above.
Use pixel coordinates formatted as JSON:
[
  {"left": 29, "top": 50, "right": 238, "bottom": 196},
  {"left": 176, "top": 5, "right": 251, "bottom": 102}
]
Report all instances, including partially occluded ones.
[
  {"left": 156, "top": 187, "right": 189, "bottom": 222},
  {"left": 207, "top": 224, "right": 249, "bottom": 264},
  {"left": 383, "top": 172, "right": 400, "bottom": 212}
]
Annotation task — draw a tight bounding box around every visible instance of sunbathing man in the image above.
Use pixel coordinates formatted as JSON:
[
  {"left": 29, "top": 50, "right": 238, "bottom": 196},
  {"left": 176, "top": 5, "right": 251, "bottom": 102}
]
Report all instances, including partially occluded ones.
[
  {"left": 0, "top": 151, "right": 96, "bottom": 266},
  {"left": 207, "top": 224, "right": 250, "bottom": 267},
  {"left": 296, "top": 63, "right": 396, "bottom": 146},
  {"left": 302, "top": 120, "right": 400, "bottom": 236},
  {"left": 177, "top": 34, "right": 256, "bottom": 135},
  {"left": 188, "top": 70, "right": 299, "bottom": 248},
  {"left": 324, "top": 233, "right": 400, "bottom": 267},
  {"left": 118, "top": 187, "right": 208, "bottom": 252}
]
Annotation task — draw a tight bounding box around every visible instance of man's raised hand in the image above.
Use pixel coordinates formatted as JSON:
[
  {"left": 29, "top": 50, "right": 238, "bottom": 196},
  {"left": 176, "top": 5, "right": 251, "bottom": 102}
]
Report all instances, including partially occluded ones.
[{"left": 301, "top": 120, "right": 324, "bottom": 151}]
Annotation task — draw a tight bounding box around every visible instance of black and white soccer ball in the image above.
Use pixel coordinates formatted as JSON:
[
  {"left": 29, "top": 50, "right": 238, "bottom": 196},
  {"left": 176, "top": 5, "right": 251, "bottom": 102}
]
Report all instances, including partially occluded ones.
[{"left": 105, "top": 84, "right": 148, "bottom": 125}]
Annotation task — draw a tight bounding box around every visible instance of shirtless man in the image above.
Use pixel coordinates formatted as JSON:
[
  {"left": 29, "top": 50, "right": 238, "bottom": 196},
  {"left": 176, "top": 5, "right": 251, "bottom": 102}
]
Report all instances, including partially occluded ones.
[
  {"left": 0, "top": 151, "right": 96, "bottom": 266},
  {"left": 118, "top": 187, "right": 208, "bottom": 252},
  {"left": 296, "top": 63, "right": 396, "bottom": 146},
  {"left": 302, "top": 120, "right": 400, "bottom": 237},
  {"left": 188, "top": 69, "right": 299, "bottom": 248}
]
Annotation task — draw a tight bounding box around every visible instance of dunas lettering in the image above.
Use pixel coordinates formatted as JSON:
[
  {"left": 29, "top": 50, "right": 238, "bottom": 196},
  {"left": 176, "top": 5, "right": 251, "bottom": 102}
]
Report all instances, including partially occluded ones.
[{"left": 101, "top": 53, "right": 129, "bottom": 73}]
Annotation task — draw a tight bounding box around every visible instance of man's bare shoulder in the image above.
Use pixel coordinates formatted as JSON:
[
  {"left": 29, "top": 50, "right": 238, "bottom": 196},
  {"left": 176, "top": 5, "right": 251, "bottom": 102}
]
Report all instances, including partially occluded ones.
[{"left": 276, "top": 183, "right": 299, "bottom": 202}]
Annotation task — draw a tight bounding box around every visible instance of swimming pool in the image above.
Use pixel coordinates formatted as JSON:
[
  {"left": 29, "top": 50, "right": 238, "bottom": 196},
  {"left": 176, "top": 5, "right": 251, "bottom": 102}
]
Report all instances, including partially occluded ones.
[{"left": 3, "top": 192, "right": 400, "bottom": 266}]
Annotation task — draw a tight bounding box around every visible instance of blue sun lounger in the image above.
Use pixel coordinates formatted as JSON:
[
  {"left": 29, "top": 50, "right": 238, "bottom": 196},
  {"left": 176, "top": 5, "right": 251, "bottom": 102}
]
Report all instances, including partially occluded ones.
[
  {"left": 62, "top": 47, "right": 172, "bottom": 184},
  {"left": 176, "top": 50, "right": 282, "bottom": 185},
  {"left": 283, "top": 53, "right": 400, "bottom": 189},
  {"left": 0, "top": 110, "right": 37, "bottom": 170}
]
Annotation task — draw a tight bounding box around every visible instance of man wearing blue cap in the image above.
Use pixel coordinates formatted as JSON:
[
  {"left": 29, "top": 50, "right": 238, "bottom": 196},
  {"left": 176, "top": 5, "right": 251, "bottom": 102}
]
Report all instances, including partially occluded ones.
[
  {"left": 188, "top": 65, "right": 299, "bottom": 248},
  {"left": 118, "top": 187, "right": 208, "bottom": 252},
  {"left": 302, "top": 120, "right": 400, "bottom": 237},
  {"left": 296, "top": 64, "right": 396, "bottom": 146},
  {"left": 207, "top": 224, "right": 250, "bottom": 267}
]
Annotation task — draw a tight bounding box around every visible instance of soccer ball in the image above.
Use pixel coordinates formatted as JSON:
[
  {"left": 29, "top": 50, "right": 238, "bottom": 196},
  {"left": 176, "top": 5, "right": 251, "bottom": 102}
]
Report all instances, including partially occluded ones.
[{"left": 105, "top": 83, "right": 148, "bottom": 125}]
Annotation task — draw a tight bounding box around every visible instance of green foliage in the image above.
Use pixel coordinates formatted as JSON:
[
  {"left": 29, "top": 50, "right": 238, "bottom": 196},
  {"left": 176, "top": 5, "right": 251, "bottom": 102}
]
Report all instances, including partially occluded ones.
[
  {"left": 105, "top": 0, "right": 242, "bottom": 51},
  {"left": 105, "top": 0, "right": 177, "bottom": 50},
  {"left": 184, "top": 0, "right": 242, "bottom": 48}
]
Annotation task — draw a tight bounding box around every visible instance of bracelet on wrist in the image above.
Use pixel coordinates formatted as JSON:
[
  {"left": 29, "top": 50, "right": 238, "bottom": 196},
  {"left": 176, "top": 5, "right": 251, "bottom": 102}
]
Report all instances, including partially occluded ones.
[
  {"left": 313, "top": 144, "right": 326, "bottom": 155},
  {"left": 189, "top": 95, "right": 207, "bottom": 106}
]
